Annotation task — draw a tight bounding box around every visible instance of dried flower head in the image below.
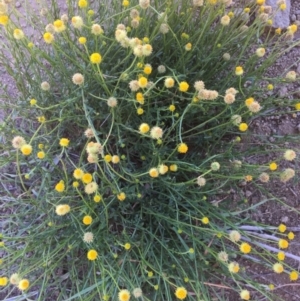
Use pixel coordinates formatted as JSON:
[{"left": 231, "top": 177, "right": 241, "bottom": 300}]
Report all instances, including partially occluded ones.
[
  {"left": 72, "top": 16, "right": 84, "bottom": 29},
  {"left": 133, "top": 287, "right": 143, "bottom": 298},
  {"left": 84, "top": 128, "right": 94, "bottom": 138},
  {"left": 194, "top": 80, "right": 205, "bottom": 91},
  {"left": 72, "top": 73, "right": 84, "bottom": 85},
  {"left": 160, "top": 23, "right": 169, "bottom": 34},
  {"left": 139, "top": 0, "right": 150, "bottom": 9},
  {"left": 41, "top": 81, "right": 50, "bottom": 91},
  {"left": 197, "top": 176, "right": 206, "bottom": 187},
  {"left": 231, "top": 115, "right": 242, "bottom": 125},
  {"left": 12, "top": 136, "right": 26, "bottom": 149},
  {"left": 85, "top": 182, "right": 98, "bottom": 194},
  {"left": 55, "top": 204, "right": 70, "bottom": 216},
  {"left": 107, "top": 97, "right": 118, "bottom": 107},
  {"left": 218, "top": 251, "right": 228, "bottom": 262},
  {"left": 150, "top": 126, "right": 163, "bottom": 139},
  {"left": 13, "top": 28, "right": 24, "bottom": 39},
  {"left": 224, "top": 93, "right": 235, "bottom": 104},
  {"left": 9, "top": 273, "right": 20, "bottom": 285},
  {"left": 91, "top": 24, "right": 103, "bottom": 35},
  {"left": 284, "top": 149, "right": 296, "bottom": 161},
  {"left": 83, "top": 232, "right": 94, "bottom": 243},
  {"left": 259, "top": 172, "right": 269, "bottom": 183},
  {"left": 280, "top": 168, "right": 295, "bottom": 183},
  {"left": 256, "top": 47, "right": 266, "bottom": 57},
  {"left": 229, "top": 230, "right": 241, "bottom": 242},
  {"left": 221, "top": 15, "right": 230, "bottom": 26},
  {"left": 193, "top": 0, "right": 204, "bottom": 6}
]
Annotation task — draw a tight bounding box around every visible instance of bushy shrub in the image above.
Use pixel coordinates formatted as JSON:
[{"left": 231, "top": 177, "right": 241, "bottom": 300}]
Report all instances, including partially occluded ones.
[{"left": 0, "top": 0, "right": 300, "bottom": 300}]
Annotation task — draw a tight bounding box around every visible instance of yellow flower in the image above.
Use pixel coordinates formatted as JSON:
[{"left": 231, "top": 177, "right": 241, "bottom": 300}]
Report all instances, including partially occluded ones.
[
  {"left": 73, "top": 181, "right": 79, "bottom": 188},
  {"left": 83, "top": 215, "right": 92, "bottom": 225},
  {"left": 0, "top": 277, "right": 8, "bottom": 286},
  {"left": 21, "top": 144, "right": 32, "bottom": 156},
  {"left": 118, "top": 289, "right": 130, "bottom": 301},
  {"left": 275, "top": 28, "right": 282, "bottom": 35},
  {"left": 288, "top": 232, "right": 295, "bottom": 240},
  {"left": 87, "top": 249, "right": 98, "bottom": 260},
  {"left": 290, "top": 271, "right": 299, "bottom": 281},
  {"left": 278, "top": 239, "right": 289, "bottom": 249},
  {"left": 82, "top": 173, "right": 93, "bottom": 184},
  {"left": 139, "top": 123, "right": 150, "bottom": 134},
  {"left": 177, "top": 143, "right": 188, "bottom": 153},
  {"left": 256, "top": 0, "right": 265, "bottom": 5},
  {"left": 280, "top": 3, "right": 286, "bottom": 10},
  {"left": 94, "top": 195, "right": 102, "bottom": 202},
  {"left": 240, "top": 242, "right": 251, "bottom": 254},
  {"left": 149, "top": 168, "right": 159, "bottom": 178},
  {"left": 184, "top": 43, "right": 192, "bottom": 51},
  {"left": 104, "top": 154, "right": 112, "bottom": 163},
  {"left": 124, "top": 243, "right": 131, "bottom": 250},
  {"left": 228, "top": 262, "right": 240, "bottom": 273},
  {"left": 240, "top": 290, "right": 250, "bottom": 300},
  {"left": 18, "top": 279, "right": 30, "bottom": 290},
  {"left": 148, "top": 271, "right": 153, "bottom": 277},
  {"left": 273, "top": 262, "right": 284, "bottom": 273},
  {"left": 37, "top": 116, "right": 46, "bottom": 123},
  {"left": 170, "top": 164, "right": 178, "bottom": 172},
  {"left": 56, "top": 204, "right": 70, "bottom": 215},
  {"left": 288, "top": 24, "right": 297, "bottom": 34},
  {"left": 30, "top": 98, "right": 37, "bottom": 105},
  {"left": 60, "top": 138, "right": 70, "bottom": 147},
  {"left": 277, "top": 251, "right": 285, "bottom": 261},
  {"left": 136, "top": 92, "right": 144, "bottom": 104},
  {"left": 169, "top": 104, "right": 176, "bottom": 112},
  {"left": 53, "top": 19, "right": 66, "bottom": 32},
  {"left": 117, "top": 192, "right": 126, "bottom": 201},
  {"left": 55, "top": 180, "right": 65, "bottom": 192},
  {"left": 43, "top": 32, "right": 54, "bottom": 44},
  {"left": 269, "top": 162, "right": 277, "bottom": 171},
  {"left": 138, "top": 76, "right": 148, "bottom": 88},
  {"left": 235, "top": 66, "right": 244, "bottom": 76},
  {"left": 78, "top": 36, "right": 87, "bottom": 44},
  {"left": 90, "top": 53, "right": 102, "bottom": 64},
  {"left": 73, "top": 168, "right": 84, "bottom": 179},
  {"left": 267, "top": 84, "right": 274, "bottom": 90},
  {"left": 13, "top": 29, "right": 25, "bottom": 40},
  {"left": 278, "top": 224, "right": 286, "bottom": 233},
  {"left": 37, "top": 151, "right": 45, "bottom": 159},
  {"left": 112, "top": 155, "right": 120, "bottom": 164},
  {"left": 78, "top": 0, "right": 88, "bottom": 8},
  {"left": 0, "top": 15, "right": 9, "bottom": 26},
  {"left": 122, "top": 0, "right": 130, "bottom": 7},
  {"left": 137, "top": 107, "right": 144, "bottom": 115},
  {"left": 175, "top": 287, "right": 187, "bottom": 300},
  {"left": 295, "top": 102, "right": 300, "bottom": 110},
  {"left": 143, "top": 64, "right": 152, "bottom": 75},
  {"left": 239, "top": 123, "right": 248, "bottom": 132},
  {"left": 201, "top": 217, "right": 209, "bottom": 224},
  {"left": 179, "top": 81, "right": 189, "bottom": 92}
]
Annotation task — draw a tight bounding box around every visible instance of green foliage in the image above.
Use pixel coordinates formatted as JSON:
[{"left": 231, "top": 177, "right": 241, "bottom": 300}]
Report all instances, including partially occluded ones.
[{"left": 0, "top": 0, "right": 300, "bottom": 300}]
